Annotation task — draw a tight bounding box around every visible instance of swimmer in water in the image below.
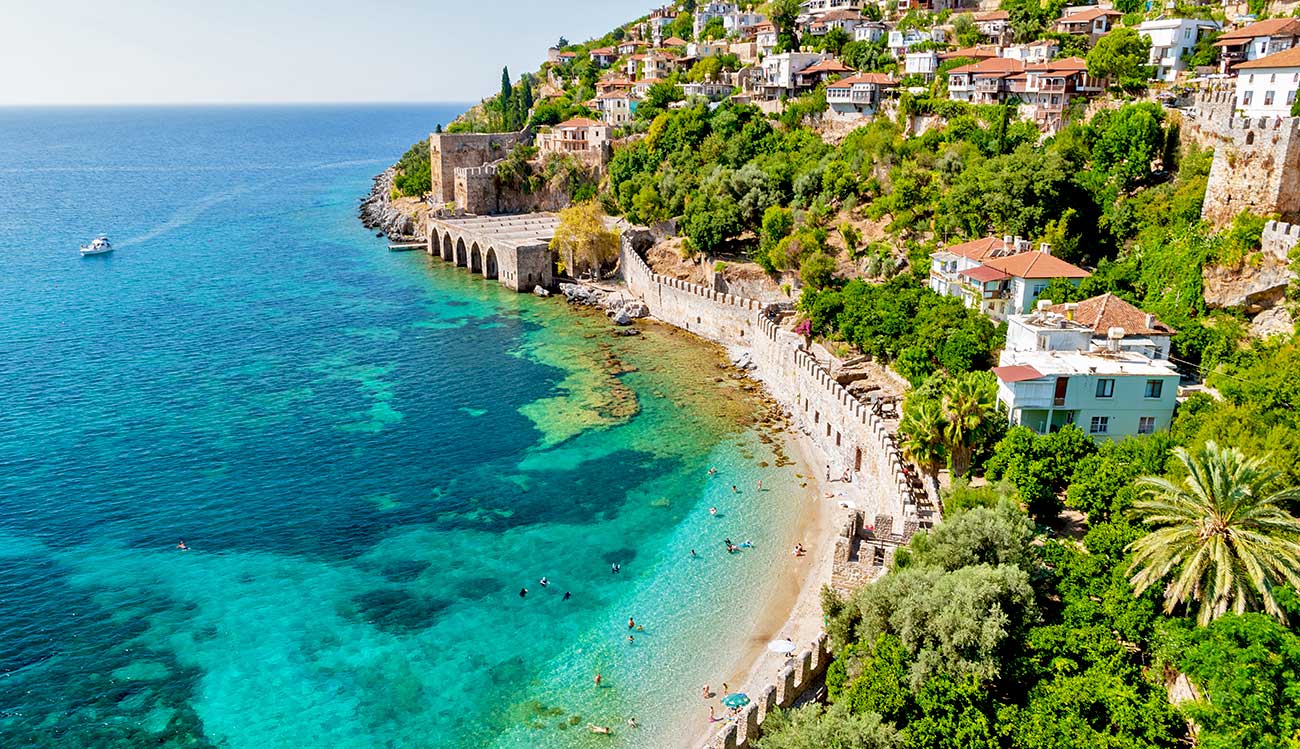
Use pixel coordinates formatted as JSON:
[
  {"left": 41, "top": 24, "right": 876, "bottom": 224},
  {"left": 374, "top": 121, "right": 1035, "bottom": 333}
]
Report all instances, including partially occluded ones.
[
  {"left": 708, "top": 467, "right": 717, "bottom": 475},
  {"left": 563, "top": 591, "right": 572, "bottom": 601},
  {"left": 539, "top": 577, "right": 549, "bottom": 587},
  {"left": 690, "top": 549, "right": 697, "bottom": 558},
  {"left": 731, "top": 485, "right": 738, "bottom": 493},
  {"left": 740, "top": 540, "right": 754, "bottom": 548},
  {"left": 611, "top": 563, "right": 621, "bottom": 574},
  {"left": 519, "top": 588, "right": 528, "bottom": 598},
  {"left": 709, "top": 506, "right": 717, "bottom": 516},
  {"left": 176, "top": 539, "right": 188, "bottom": 550},
  {"left": 628, "top": 617, "right": 636, "bottom": 629}
]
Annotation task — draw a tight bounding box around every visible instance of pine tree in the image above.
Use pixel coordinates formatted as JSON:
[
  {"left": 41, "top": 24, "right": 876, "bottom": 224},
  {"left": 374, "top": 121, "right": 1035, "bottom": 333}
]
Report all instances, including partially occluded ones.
[{"left": 519, "top": 74, "right": 535, "bottom": 127}]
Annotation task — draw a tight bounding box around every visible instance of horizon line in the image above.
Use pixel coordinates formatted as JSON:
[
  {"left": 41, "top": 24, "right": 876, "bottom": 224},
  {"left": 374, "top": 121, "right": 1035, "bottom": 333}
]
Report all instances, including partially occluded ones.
[{"left": 0, "top": 100, "right": 477, "bottom": 109}]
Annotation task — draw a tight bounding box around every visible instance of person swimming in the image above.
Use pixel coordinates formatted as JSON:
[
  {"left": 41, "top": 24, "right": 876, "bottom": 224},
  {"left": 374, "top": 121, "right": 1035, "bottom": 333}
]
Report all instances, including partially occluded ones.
[
  {"left": 739, "top": 540, "right": 754, "bottom": 548},
  {"left": 709, "top": 506, "right": 717, "bottom": 516},
  {"left": 690, "top": 549, "right": 697, "bottom": 558},
  {"left": 176, "top": 539, "right": 188, "bottom": 550},
  {"left": 519, "top": 588, "right": 528, "bottom": 598},
  {"left": 708, "top": 467, "right": 717, "bottom": 475},
  {"left": 628, "top": 617, "right": 636, "bottom": 629},
  {"left": 563, "top": 591, "right": 572, "bottom": 601},
  {"left": 539, "top": 577, "right": 549, "bottom": 587},
  {"left": 611, "top": 563, "right": 621, "bottom": 574}
]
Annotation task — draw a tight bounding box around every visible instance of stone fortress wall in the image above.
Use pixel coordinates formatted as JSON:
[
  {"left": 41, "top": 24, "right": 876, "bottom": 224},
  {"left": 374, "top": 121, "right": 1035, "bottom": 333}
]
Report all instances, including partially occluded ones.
[
  {"left": 620, "top": 232, "right": 919, "bottom": 528},
  {"left": 1200, "top": 115, "right": 1300, "bottom": 227},
  {"left": 1262, "top": 218, "right": 1300, "bottom": 261},
  {"left": 453, "top": 163, "right": 575, "bottom": 216},
  {"left": 702, "top": 634, "right": 832, "bottom": 749}
]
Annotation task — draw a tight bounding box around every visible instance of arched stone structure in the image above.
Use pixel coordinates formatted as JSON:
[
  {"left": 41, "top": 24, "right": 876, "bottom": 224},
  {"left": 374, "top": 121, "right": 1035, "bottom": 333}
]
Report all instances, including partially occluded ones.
[
  {"left": 469, "top": 243, "right": 483, "bottom": 274},
  {"left": 425, "top": 213, "right": 563, "bottom": 292}
]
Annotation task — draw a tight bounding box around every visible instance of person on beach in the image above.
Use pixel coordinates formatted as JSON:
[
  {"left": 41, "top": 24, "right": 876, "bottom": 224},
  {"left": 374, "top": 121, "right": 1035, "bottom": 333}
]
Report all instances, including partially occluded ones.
[
  {"left": 708, "top": 705, "right": 720, "bottom": 722},
  {"left": 519, "top": 588, "right": 527, "bottom": 598},
  {"left": 701, "top": 685, "right": 710, "bottom": 699},
  {"left": 757, "top": 480, "right": 763, "bottom": 491},
  {"left": 563, "top": 591, "right": 572, "bottom": 601}
]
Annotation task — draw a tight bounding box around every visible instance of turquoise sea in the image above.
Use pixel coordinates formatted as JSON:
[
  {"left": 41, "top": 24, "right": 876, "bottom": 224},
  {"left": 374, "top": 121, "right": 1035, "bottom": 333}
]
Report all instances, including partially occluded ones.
[{"left": 0, "top": 106, "right": 812, "bottom": 748}]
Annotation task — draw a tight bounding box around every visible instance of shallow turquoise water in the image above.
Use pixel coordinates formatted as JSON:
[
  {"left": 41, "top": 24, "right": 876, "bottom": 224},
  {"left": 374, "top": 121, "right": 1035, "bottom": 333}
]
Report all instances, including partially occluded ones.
[{"left": 0, "top": 106, "right": 808, "bottom": 748}]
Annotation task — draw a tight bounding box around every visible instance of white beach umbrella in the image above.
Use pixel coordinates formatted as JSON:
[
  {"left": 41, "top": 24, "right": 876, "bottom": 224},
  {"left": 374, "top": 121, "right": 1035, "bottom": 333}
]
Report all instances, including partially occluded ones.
[{"left": 767, "top": 639, "right": 797, "bottom": 655}]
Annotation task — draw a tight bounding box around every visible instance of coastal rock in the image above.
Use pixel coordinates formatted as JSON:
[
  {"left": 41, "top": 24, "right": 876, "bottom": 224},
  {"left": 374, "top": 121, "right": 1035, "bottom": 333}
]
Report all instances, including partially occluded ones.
[
  {"left": 558, "top": 283, "right": 610, "bottom": 308},
  {"left": 533, "top": 286, "right": 550, "bottom": 297},
  {"left": 359, "top": 167, "right": 427, "bottom": 242},
  {"left": 612, "top": 309, "right": 634, "bottom": 326},
  {"left": 621, "top": 301, "right": 649, "bottom": 319},
  {"left": 1251, "top": 306, "right": 1295, "bottom": 338}
]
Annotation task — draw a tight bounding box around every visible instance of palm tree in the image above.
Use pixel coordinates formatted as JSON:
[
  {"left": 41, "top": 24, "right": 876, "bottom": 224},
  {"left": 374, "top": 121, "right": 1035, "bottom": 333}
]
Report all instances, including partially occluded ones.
[
  {"left": 1127, "top": 441, "right": 1300, "bottom": 626},
  {"left": 899, "top": 398, "right": 947, "bottom": 502},
  {"left": 941, "top": 373, "right": 995, "bottom": 478}
]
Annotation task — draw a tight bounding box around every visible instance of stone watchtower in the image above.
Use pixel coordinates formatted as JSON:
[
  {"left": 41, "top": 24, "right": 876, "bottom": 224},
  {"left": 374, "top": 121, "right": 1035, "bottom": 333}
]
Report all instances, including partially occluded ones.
[
  {"left": 427, "top": 132, "right": 527, "bottom": 206},
  {"left": 1201, "top": 115, "right": 1300, "bottom": 227}
]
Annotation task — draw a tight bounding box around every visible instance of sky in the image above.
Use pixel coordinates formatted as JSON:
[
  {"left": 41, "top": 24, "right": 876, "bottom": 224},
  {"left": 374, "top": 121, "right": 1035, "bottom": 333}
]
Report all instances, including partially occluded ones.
[{"left": 0, "top": 0, "right": 655, "bottom": 105}]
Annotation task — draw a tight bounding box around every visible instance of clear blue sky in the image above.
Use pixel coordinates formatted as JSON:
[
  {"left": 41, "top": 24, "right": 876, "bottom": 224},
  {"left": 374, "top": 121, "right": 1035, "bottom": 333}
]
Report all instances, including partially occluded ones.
[{"left": 0, "top": 0, "right": 653, "bottom": 105}]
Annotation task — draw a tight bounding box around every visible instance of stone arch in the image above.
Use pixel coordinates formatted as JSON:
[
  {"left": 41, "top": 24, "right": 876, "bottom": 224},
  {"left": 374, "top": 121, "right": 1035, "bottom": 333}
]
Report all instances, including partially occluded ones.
[
  {"left": 455, "top": 238, "right": 468, "bottom": 267},
  {"left": 470, "top": 243, "right": 483, "bottom": 274},
  {"left": 484, "top": 247, "right": 499, "bottom": 279},
  {"left": 441, "top": 232, "right": 454, "bottom": 262}
]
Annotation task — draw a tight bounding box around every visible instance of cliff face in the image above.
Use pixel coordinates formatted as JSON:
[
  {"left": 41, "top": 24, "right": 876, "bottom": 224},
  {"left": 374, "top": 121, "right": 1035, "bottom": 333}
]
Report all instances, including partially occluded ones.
[
  {"left": 358, "top": 167, "right": 429, "bottom": 240},
  {"left": 1203, "top": 220, "right": 1300, "bottom": 322}
]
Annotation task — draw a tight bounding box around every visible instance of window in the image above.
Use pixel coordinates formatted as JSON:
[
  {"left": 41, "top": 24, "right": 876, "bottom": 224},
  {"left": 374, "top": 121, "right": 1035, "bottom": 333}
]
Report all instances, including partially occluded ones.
[
  {"left": 1144, "top": 379, "right": 1163, "bottom": 399},
  {"left": 1265, "top": 90, "right": 1275, "bottom": 106},
  {"left": 1138, "top": 416, "right": 1156, "bottom": 435},
  {"left": 1090, "top": 416, "right": 1110, "bottom": 434},
  {"left": 1243, "top": 90, "right": 1254, "bottom": 106},
  {"left": 1290, "top": 91, "right": 1298, "bottom": 106},
  {"left": 1095, "top": 378, "right": 1115, "bottom": 398},
  {"left": 1032, "top": 282, "right": 1047, "bottom": 297}
]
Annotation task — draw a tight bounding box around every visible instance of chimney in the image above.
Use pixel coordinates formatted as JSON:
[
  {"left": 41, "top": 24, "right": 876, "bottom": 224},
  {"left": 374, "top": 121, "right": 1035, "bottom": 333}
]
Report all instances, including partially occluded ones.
[
  {"left": 1039, "top": 242, "right": 1051, "bottom": 254},
  {"left": 1145, "top": 313, "right": 1155, "bottom": 329},
  {"left": 1002, "top": 235, "right": 1013, "bottom": 252},
  {"left": 1064, "top": 302, "right": 1078, "bottom": 320}
]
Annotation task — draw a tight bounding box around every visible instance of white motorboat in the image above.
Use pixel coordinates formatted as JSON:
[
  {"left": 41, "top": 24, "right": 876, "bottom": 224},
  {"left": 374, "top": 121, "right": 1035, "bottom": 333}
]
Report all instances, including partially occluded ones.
[{"left": 80, "top": 236, "right": 113, "bottom": 256}]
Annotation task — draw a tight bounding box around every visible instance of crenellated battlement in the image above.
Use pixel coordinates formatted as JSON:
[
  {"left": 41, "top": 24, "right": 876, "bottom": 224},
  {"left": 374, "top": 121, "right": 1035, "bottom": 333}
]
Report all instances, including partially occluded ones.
[
  {"left": 1202, "top": 113, "right": 1300, "bottom": 227},
  {"left": 1263, "top": 219, "right": 1300, "bottom": 261}
]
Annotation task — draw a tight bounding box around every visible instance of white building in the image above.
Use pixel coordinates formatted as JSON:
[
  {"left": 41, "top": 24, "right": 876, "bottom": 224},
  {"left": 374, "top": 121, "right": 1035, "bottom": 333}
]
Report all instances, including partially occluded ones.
[
  {"left": 1054, "top": 7, "right": 1121, "bottom": 41},
  {"left": 755, "top": 22, "right": 779, "bottom": 57},
  {"left": 928, "top": 236, "right": 1091, "bottom": 321},
  {"left": 594, "top": 93, "right": 638, "bottom": 126},
  {"left": 1003, "top": 40, "right": 1060, "bottom": 65},
  {"left": 681, "top": 81, "right": 734, "bottom": 99},
  {"left": 1030, "top": 294, "right": 1176, "bottom": 361},
  {"left": 1138, "top": 17, "right": 1221, "bottom": 83},
  {"left": 1215, "top": 17, "right": 1300, "bottom": 74},
  {"left": 854, "top": 22, "right": 887, "bottom": 43},
  {"left": 905, "top": 51, "right": 940, "bottom": 79},
  {"left": 994, "top": 304, "right": 1180, "bottom": 440},
  {"left": 888, "top": 28, "right": 946, "bottom": 58},
  {"left": 694, "top": 2, "right": 739, "bottom": 37},
  {"left": 756, "top": 52, "right": 833, "bottom": 97},
  {"left": 1233, "top": 46, "right": 1300, "bottom": 117},
  {"left": 973, "top": 10, "right": 1011, "bottom": 40}
]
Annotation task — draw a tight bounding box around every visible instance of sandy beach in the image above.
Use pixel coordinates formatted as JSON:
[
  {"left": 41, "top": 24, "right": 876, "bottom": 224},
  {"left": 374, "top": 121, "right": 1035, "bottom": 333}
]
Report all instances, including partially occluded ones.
[{"left": 684, "top": 425, "right": 872, "bottom": 747}]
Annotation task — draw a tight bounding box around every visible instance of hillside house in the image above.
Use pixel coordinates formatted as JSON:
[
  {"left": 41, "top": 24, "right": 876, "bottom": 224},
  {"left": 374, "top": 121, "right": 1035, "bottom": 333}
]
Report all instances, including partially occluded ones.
[
  {"left": 681, "top": 81, "right": 734, "bottom": 99},
  {"left": 888, "top": 28, "right": 946, "bottom": 58},
  {"left": 1233, "top": 46, "right": 1300, "bottom": 117},
  {"left": 826, "top": 73, "right": 898, "bottom": 117},
  {"left": 1038, "top": 294, "right": 1175, "bottom": 360},
  {"left": 994, "top": 305, "right": 1179, "bottom": 439},
  {"left": 1216, "top": 18, "right": 1300, "bottom": 74},
  {"left": 589, "top": 48, "right": 618, "bottom": 66},
  {"left": 946, "top": 57, "right": 1025, "bottom": 104},
  {"left": 536, "top": 118, "right": 611, "bottom": 158},
  {"left": 974, "top": 11, "right": 1011, "bottom": 41},
  {"left": 807, "top": 9, "right": 864, "bottom": 36},
  {"left": 1054, "top": 7, "right": 1121, "bottom": 41},
  {"left": 594, "top": 93, "right": 638, "bottom": 126},
  {"left": 1003, "top": 40, "right": 1061, "bottom": 64},
  {"left": 854, "top": 22, "right": 888, "bottom": 43},
  {"left": 1138, "top": 17, "right": 1221, "bottom": 82},
  {"left": 1016, "top": 57, "right": 1106, "bottom": 132},
  {"left": 905, "top": 51, "right": 940, "bottom": 79},
  {"left": 756, "top": 52, "right": 834, "bottom": 98},
  {"left": 929, "top": 236, "right": 1091, "bottom": 321},
  {"left": 796, "top": 57, "right": 855, "bottom": 87}
]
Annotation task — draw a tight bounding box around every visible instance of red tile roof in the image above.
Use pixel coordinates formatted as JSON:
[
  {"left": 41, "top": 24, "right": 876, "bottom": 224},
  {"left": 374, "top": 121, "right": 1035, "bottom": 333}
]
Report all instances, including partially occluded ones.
[
  {"left": 975, "top": 10, "right": 1010, "bottom": 21},
  {"left": 801, "top": 58, "right": 855, "bottom": 75},
  {"left": 1045, "top": 293, "right": 1175, "bottom": 335},
  {"left": 940, "top": 237, "right": 1009, "bottom": 261},
  {"left": 1057, "top": 7, "right": 1121, "bottom": 23},
  {"left": 1235, "top": 45, "right": 1300, "bottom": 70},
  {"left": 590, "top": 47, "right": 615, "bottom": 56},
  {"left": 1027, "top": 56, "right": 1088, "bottom": 73},
  {"left": 960, "top": 265, "right": 1012, "bottom": 282},
  {"left": 663, "top": 36, "right": 690, "bottom": 46},
  {"left": 949, "top": 57, "right": 1026, "bottom": 76},
  {"left": 993, "top": 365, "right": 1045, "bottom": 383},
  {"left": 940, "top": 45, "right": 1002, "bottom": 60},
  {"left": 1215, "top": 17, "right": 1300, "bottom": 45},
  {"left": 555, "top": 117, "right": 605, "bottom": 129},
  {"left": 983, "top": 252, "right": 1091, "bottom": 279},
  {"left": 828, "top": 73, "right": 898, "bottom": 87}
]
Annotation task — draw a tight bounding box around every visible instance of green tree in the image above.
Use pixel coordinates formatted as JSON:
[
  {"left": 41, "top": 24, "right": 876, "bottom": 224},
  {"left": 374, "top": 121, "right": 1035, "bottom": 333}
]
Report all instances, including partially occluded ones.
[
  {"left": 700, "top": 15, "right": 726, "bottom": 40},
  {"left": 499, "top": 66, "right": 514, "bottom": 129},
  {"left": 755, "top": 702, "right": 901, "bottom": 749},
  {"left": 769, "top": 0, "right": 803, "bottom": 52},
  {"left": 801, "top": 250, "right": 837, "bottom": 290},
  {"left": 1127, "top": 441, "right": 1300, "bottom": 625},
  {"left": 550, "top": 202, "right": 620, "bottom": 278},
  {"left": 819, "top": 27, "right": 852, "bottom": 55},
  {"left": 900, "top": 500, "right": 1037, "bottom": 572},
  {"left": 900, "top": 397, "right": 948, "bottom": 501},
  {"left": 985, "top": 425, "right": 1097, "bottom": 521},
  {"left": 941, "top": 372, "right": 996, "bottom": 478},
  {"left": 1087, "top": 28, "right": 1153, "bottom": 94}
]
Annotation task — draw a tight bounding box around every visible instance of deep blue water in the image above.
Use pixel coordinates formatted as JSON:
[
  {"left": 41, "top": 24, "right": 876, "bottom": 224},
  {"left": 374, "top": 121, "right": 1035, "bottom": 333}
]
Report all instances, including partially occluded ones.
[{"left": 0, "top": 106, "right": 805, "bottom": 748}]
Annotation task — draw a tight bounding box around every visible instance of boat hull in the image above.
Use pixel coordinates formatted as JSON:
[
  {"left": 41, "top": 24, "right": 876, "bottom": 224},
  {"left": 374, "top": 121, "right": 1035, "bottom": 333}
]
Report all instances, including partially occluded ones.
[{"left": 80, "top": 247, "right": 114, "bottom": 256}]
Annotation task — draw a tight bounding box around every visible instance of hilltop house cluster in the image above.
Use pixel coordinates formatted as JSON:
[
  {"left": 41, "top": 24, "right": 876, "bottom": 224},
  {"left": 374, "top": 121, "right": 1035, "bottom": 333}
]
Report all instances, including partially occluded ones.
[{"left": 543, "top": 1, "right": 1300, "bottom": 134}]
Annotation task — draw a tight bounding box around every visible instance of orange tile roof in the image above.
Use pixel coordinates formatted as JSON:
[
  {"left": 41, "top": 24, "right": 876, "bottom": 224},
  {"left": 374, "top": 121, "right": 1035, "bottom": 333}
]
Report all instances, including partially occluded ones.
[
  {"left": 983, "top": 252, "right": 1091, "bottom": 279},
  {"left": 993, "top": 365, "right": 1045, "bottom": 383},
  {"left": 1045, "top": 293, "right": 1175, "bottom": 335},
  {"left": 975, "top": 10, "right": 1010, "bottom": 21},
  {"left": 949, "top": 57, "right": 1025, "bottom": 76},
  {"left": 1235, "top": 45, "right": 1300, "bottom": 69},
  {"left": 801, "top": 59, "right": 855, "bottom": 75},
  {"left": 828, "top": 73, "right": 898, "bottom": 87},
  {"left": 1027, "top": 56, "right": 1088, "bottom": 73},
  {"left": 590, "top": 47, "right": 615, "bottom": 55},
  {"left": 1057, "top": 7, "right": 1121, "bottom": 23},
  {"left": 1215, "top": 17, "right": 1300, "bottom": 44},
  {"left": 960, "top": 265, "right": 1012, "bottom": 282},
  {"left": 555, "top": 117, "right": 605, "bottom": 129},
  {"left": 940, "top": 45, "right": 1002, "bottom": 60},
  {"left": 940, "top": 237, "right": 1008, "bottom": 261},
  {"left": 663, "top": 36, "right": 689, "bottom": 46}
]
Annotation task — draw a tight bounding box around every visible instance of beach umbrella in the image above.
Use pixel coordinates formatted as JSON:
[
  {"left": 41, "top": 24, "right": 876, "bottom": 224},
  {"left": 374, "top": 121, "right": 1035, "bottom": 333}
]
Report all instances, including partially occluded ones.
[
  {"left": 767, "top": 639, "right": 797, "bottom": 655},
  {"left": 721, "top": 693, "right": 750, "bottom": 709}
]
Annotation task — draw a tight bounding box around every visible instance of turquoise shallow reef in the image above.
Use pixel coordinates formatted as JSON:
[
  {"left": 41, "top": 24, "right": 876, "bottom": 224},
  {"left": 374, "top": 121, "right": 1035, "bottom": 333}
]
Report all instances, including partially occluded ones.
[{"left": 0, "top": 106, "right": 809, "bottom": 748}]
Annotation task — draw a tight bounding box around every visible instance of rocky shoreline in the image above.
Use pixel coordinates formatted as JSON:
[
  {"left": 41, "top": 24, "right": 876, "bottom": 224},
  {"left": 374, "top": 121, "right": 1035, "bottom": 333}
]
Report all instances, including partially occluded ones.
[{"left": 358, "top": 167, "right": 424, "bottom": 241}]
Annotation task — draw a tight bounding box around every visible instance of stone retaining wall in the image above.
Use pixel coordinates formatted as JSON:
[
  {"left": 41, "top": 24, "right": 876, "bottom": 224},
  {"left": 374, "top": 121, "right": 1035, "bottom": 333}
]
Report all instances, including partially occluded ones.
[{"left": 703, "top": 634, "right": 831, "bottom": 749}]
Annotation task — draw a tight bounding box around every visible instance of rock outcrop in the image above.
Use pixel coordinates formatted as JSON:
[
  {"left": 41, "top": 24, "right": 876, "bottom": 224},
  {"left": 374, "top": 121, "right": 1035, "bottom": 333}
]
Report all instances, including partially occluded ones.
[
  {"left": 1203, "top": 220, "right": 1300, "bottom": 313},
  {"left": 558, "top": 283, "right": 649, "bottom": 325},
  {"left": 359, "top": 167, "right": 427, "bottom": 241}
]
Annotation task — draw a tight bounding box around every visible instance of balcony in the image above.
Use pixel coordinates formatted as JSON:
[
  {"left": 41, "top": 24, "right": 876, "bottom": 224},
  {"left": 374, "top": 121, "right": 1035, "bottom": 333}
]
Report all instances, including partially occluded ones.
[
  {"left": 1008, "top": 381, "right": 1056, "bottom": 409},
  {"left": 975, "top": 79, "right": 1003, "bottom": 93}
]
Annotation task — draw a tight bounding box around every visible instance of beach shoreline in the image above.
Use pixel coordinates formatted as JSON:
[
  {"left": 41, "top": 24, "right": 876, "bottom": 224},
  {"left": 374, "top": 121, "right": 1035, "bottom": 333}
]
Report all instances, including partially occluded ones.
[{"left": 680, "top": 418, "right": 865, "bottom": 748}]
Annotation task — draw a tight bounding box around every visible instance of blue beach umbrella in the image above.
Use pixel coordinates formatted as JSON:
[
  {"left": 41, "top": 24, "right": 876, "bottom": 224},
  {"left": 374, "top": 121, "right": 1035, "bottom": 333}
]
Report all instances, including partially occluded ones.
[{"left": 721, "top": 693, "right": 750, "bottom": 709}]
